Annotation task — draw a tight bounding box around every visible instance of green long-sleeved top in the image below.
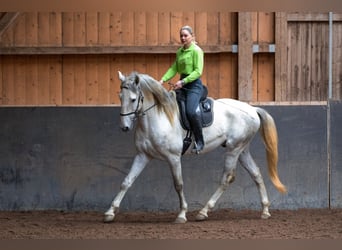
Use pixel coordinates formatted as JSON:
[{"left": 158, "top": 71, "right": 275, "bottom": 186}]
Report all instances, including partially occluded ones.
[{"left": 161, "top": 42, "right": 204, "bottom": 85}]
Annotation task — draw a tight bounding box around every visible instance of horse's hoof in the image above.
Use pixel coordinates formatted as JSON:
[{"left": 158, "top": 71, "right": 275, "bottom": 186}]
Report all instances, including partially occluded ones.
[
  {"left": 174, "top": 217, "right": 187, "bottom": 224},
  {"left": 103, "top": 214, "right": 115, "bottom": 223},
  {"left": 195, "top": 212, "right": 208, "bottom": 221},
  {"left": 261, "top": 212, "right": 271, "bottom": 219}
]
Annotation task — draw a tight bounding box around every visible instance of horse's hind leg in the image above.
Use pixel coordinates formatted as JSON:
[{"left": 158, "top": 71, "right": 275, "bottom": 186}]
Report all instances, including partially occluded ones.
[
  {"left": 167, "top": 156, "right": 188, "bottom": 223},
  {"left": 238, "top": 148, "right": 271, "bottom": 219},
  {"left": 104, "top": 153, "right": 150, "bottom": 222},
  {"left": 196, "top": 152, "right": 238, "bottom": 221}
]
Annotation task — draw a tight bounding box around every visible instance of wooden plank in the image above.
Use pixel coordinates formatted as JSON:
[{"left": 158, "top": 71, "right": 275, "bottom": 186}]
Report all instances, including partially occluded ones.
[
  {"left": 157, "top": 54, "right": 173, "bottom": 83},
  {"left": 258, "top": 12, "right": 274, "bottom": 43},
  {"left": 38, "top": 12, "right": 50, "bottom": 45},
  {"left": 252, "top": 55, "right": 258, "bottom": 101},
  {"left": 207, "top": 12, "right": 219, "bottom": 45},
  {"left": 238, "top": 12, "right": 253, "bottom": 101},
  {"left": 134, "top": 11, "right": 146, "bottom": 45},
  {"left": 13, "top": 13, "right": 26, "bottom": 46},
  {"left": 195, "top": 12, "right": 207, "bottom": 45},
  {"left": 288, "top": 22, "right": 300, "bottom": 101},
  {"left": 49, "top": 56, "right": 62, "bottom": 105},
  {"left": 219, "top": 12, "right": 233, "bottom": 45},
  {"left": 25, "top": 55, "right": 38, "bottom": 105},
  {"left": 170, "top": 12, "right": 182, "bottom": 44},
  {"left": 98, "top": 12, "right": 110, "bottom": 45},
  {"left": 25, "top": 12, "right": 38, "bottom": 46},
  {"left": 85, "top": 55, "right": 98, "bottom": 104},
  {"left": 158, "top": 12, "right": 170, "bottom": 45},
  {"left": 98, "top": 55, "right": 110, "bottom": 104},
  {"left": 182, "top": 11, "right": 195, "bottom": 29},
  {"left": 37, "top": 55, "right": 50, "bottom": 104},
  {"left": 62, "top": 55, "right": 75, "bottom": 104},
  {"left": 121, "top": 11, "right": 134, "bottom": 45},
  {"left": 333, "top": 22, "right": 342, "bottom": 99},
  {"left": 257, "top": 54, "right": 275, "bottom": 101},
  {"left": 275, "top": 12, "right": 288, "bottom": 101},
  {"left": 86, "top": 12, "right": 98, "bottom": 45},
  {"left": 145, "top": 54, "right": 159, "bottom": 80},
  {"left": 231, "top": 54, "right": 238, "bottom": 99},
  {"left": 49, "top": 12, "right": 62, "bottom": 46},
  {"left": 14, "top": 56, "right": 26, "bottom": 104},
  {"left": 134, "top": 54, "right": 147, "bottom": 73},
  {"left": 218, "top": 53, "right": 232, "bottom": 98},
  {"left": 74, "top": 55, "right": 87, "bottom": 104},
  {"left": 73, "top": 12, "right": 86, "bottom": 46},
  {"left": 1, "top": 56, "right": 15, "bottom": 104},
  {"left": 0, "top": 57, "right": 2, "bottom": 104},
  {"left": 109, "top": 55, "right": 121, "bottom": 104},
  {"left": 110, "top": 12, "right": 122, "bottom": 45},
  {"left": 205, "top": 54, "right": 219, "bottom": 98},
  {"left": 62, "top": 12, "right": 74, "bottom": 46},
  {"left": 146, "top": 12, "right": 158, "bottom": 45},
  {"left": 252, "top": 12, "right": 258, "bottom": 43}
]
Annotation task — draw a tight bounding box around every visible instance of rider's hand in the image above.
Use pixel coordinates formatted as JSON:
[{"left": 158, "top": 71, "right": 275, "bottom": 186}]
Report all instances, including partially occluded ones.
[{"left": 172, "top": 80, "right": 183, "bottom": 90}]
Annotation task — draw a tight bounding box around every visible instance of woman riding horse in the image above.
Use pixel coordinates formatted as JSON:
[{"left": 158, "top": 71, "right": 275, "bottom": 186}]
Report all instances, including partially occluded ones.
[{"left": 159, "top": 25, "right": 205, "bottom": 154}]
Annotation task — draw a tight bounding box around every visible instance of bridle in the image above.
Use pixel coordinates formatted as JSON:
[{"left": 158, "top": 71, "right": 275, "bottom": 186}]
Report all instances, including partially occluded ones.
[{"left": 119, "top": 85, "right": 157, "bottom": 119}]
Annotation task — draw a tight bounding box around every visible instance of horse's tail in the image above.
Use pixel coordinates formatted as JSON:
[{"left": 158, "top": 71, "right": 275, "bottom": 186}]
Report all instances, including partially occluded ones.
[{"left": 255, "top": 107, "right": 287, "bottom": 194}]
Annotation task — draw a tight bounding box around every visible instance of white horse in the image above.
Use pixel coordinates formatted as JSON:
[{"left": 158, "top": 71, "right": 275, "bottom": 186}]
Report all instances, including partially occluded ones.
[{"left": 104, "top": 71, "right": 287, "bottom": 223}]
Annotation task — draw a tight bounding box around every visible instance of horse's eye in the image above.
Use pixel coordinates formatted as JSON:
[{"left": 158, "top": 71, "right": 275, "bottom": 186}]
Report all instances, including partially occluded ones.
[{"left": 131, "top": 98, "right": 136, "bottom": 103}]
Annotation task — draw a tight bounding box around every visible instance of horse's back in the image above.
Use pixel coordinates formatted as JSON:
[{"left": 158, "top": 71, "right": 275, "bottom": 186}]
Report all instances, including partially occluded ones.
[{"left": 213, "top": 98, "right": 260, "bottom": 122}]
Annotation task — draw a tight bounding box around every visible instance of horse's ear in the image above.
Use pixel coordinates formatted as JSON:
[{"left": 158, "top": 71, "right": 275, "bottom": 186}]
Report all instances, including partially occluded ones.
[
  {"left": 118, "top": 71, "right": 125, "bottom": 81},
  {"left": 134, "top": 74, "right": 140, "bottom": 85}
]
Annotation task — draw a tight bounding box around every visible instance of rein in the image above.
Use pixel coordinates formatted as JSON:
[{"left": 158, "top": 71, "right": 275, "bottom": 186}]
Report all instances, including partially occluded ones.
[{"left": 119, "top": 86, "right": 157, "bottom": 118}]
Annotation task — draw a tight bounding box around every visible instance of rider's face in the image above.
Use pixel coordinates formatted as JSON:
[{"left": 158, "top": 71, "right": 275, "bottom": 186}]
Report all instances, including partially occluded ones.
[{"left": 180, "top": 30, "right": 193, "bottom": 48}]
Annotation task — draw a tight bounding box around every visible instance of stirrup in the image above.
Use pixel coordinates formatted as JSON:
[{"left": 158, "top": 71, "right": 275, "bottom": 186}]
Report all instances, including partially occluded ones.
[{"left": 191, "top": 141, "right": 204, "bottom": 154}]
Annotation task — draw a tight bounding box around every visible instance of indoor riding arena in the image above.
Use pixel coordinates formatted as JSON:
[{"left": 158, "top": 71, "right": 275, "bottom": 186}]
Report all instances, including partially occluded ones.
[{"left": 1, "top": 11, "right": 342, "bottom": 239}]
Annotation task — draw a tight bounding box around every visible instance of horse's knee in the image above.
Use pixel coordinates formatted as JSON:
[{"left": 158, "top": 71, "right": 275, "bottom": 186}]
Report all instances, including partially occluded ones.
[
  {"left": 174, "top": 183, "right": 184, "bottom": 192},
  {"left": 121, "top": 179, "right": 132, "bottom": 190}
]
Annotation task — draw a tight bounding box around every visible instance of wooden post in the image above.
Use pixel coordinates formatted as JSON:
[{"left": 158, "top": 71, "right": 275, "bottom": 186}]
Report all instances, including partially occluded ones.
[
  {"left": 238, "top": 12, "right": 253, "bottom": 101},
  {"left": 275, "top": 12, "right": 288, "bottom": 101}
]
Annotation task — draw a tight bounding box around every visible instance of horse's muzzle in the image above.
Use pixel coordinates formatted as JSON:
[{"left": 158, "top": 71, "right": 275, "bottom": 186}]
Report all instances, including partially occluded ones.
[{"left": 121, "top": 126, "right": 130, "bottom": 132}]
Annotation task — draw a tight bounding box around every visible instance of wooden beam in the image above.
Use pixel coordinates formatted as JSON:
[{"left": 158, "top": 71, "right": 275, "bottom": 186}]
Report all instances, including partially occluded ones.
[
  {"left": 0, "top": 12, "right": 20, "bottom": 37},
  {"left": 238, "top": 12, "right": 253, "bottom": 102},
  {"left": 0, "top": 44, "right": 239, "bottom": 55},
  {"left": 287, "top": 12, "right": 342, "bottom": 22},
  {"left": 275, "top": 12, "right": 288, "bottom": 101}
]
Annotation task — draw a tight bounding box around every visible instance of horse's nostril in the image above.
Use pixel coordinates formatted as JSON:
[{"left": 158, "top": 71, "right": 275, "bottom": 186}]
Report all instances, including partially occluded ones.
[{"left": 122, "top": 126, "right": 129, "bottom": 132}]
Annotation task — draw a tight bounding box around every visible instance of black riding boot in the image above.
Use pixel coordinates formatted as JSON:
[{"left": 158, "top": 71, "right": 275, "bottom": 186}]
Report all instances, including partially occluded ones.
[{"left": 189, "top": 109, "right": 204, "bottom": 154}]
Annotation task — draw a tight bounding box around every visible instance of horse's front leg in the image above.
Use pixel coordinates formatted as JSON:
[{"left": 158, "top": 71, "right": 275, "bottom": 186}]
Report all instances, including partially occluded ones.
[
  {"left": 167, "top": 156, "right": 188, "bottom": 223},
  {"left": 104, "top": 153, "right": 150, "bottom": 223}
]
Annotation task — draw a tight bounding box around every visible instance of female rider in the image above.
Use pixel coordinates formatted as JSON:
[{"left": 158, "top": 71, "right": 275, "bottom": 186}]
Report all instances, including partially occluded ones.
[{"left": 159, "top": 25, "right": 205, "bottom": 154}]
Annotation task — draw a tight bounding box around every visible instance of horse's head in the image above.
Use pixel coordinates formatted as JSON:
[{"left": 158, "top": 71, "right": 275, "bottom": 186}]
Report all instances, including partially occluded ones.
[{"left": 118, "top": 71, "right": 144, "bottom": 132}]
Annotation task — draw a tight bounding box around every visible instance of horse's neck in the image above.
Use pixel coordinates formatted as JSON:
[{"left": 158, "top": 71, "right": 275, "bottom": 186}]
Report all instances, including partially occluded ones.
[{"left": 136, "top": 100, "right": 180, "bottom": 135}]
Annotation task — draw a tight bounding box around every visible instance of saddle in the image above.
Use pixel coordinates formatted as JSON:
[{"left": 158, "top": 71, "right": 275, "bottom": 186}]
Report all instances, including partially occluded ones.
[{"left": 175, "top": 85, "right": 214, "bottom": 154}]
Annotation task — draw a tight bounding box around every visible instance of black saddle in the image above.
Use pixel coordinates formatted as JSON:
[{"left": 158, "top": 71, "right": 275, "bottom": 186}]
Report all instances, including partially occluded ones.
[
  {"left": 176, "top": 85, "right": 214, "bottom": 131},
  {"left": 175, "top": 85, "right": 214, "bottom": 154}
]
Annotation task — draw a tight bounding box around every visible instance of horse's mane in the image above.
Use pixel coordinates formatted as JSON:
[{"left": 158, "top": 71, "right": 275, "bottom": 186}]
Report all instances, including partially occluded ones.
[{"left": 129, "top": 72, "right": 178, "bottom": 125}]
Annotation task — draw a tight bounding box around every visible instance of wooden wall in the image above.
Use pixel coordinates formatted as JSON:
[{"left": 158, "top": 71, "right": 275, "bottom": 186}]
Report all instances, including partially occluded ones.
[
  {"left": 0, "top": 12, "right": 341, "bottom": 106},
  {"left": 276, "top": 13, "right": 342, "bottom": 101},
  {"left": 0, "top": 12, "right": 241, "bottom": 105}
]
